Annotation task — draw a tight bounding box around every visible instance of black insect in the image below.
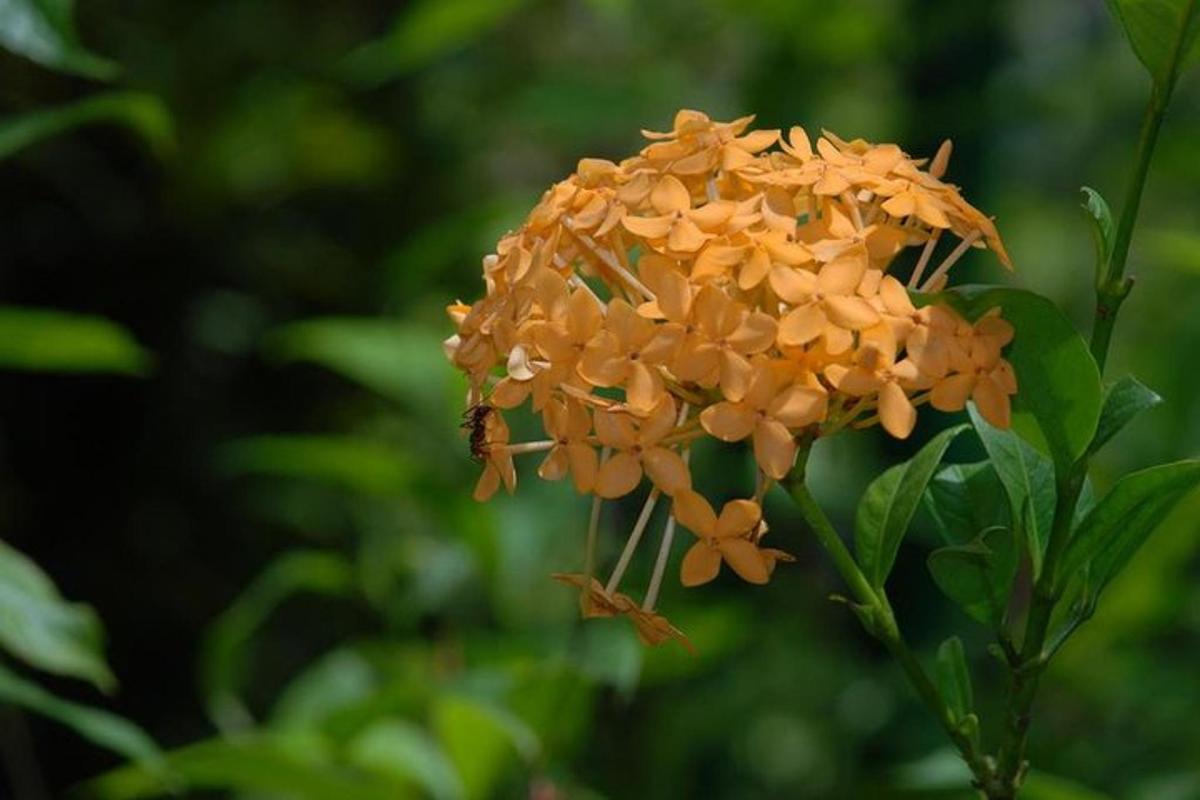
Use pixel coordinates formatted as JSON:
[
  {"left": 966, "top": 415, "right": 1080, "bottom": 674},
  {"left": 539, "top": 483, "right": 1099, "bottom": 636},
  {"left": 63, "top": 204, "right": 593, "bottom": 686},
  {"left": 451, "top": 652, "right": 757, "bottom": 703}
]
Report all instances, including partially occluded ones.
[{"left": 462, "top": 402, "right": 493, "bottom": 463}]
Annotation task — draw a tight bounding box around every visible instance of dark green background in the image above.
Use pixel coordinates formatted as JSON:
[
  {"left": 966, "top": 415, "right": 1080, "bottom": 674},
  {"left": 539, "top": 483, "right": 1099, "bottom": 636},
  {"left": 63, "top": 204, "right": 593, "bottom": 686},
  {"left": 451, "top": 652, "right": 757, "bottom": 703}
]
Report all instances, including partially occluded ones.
[{"left": 1, "top": 0, "right": 1198, "bottom": 797}]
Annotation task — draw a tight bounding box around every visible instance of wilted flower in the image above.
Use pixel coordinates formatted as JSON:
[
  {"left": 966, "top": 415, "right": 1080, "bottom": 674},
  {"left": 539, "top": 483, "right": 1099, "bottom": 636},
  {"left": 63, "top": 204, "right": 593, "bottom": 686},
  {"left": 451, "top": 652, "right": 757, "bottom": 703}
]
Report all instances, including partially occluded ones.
[{"left": 446, "top": 110, "right": 1016, "bottom": 649}]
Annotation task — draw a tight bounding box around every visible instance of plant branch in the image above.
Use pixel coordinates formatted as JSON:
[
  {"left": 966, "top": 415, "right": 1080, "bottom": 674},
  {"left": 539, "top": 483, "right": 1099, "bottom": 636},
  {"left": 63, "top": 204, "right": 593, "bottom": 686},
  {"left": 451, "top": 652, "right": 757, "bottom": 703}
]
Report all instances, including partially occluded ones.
[{"left": 781, "top": 451, "right": 995, "bottom": 790}]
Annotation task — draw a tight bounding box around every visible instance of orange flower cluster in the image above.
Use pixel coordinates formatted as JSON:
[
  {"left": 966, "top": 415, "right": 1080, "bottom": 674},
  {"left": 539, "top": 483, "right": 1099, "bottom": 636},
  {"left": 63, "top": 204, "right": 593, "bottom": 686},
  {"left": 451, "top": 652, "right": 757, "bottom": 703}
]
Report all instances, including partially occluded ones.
[{"left": 445, "top": 110, "right": 1016, "bottom": 649}]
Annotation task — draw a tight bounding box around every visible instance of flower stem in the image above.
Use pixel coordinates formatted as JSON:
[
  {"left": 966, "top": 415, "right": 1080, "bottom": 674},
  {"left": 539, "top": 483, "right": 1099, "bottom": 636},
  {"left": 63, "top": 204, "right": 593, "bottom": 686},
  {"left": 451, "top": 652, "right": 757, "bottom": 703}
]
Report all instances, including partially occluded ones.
[
  {"left": 781, "top": 450, "right": 994, "bottom": 790},
  {"left": 994, "top": 76, "right": 1174, "bottom": 795}
]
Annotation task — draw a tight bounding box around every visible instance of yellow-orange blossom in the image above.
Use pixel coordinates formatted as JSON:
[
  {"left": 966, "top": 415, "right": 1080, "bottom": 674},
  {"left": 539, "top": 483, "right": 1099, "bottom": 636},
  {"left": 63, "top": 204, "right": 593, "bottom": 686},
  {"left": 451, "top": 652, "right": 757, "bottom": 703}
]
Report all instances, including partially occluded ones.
[{"left": 445, "top": 110, "right": 1016, "bottom": 649}]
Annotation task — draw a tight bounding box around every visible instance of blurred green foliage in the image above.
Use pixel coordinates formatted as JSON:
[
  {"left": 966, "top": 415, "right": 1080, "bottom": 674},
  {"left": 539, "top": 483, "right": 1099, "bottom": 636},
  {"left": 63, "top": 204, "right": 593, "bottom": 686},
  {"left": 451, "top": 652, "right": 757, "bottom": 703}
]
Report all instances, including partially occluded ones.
[{"left": 0, "top": 0, "right": 1198, "bottom": 798}]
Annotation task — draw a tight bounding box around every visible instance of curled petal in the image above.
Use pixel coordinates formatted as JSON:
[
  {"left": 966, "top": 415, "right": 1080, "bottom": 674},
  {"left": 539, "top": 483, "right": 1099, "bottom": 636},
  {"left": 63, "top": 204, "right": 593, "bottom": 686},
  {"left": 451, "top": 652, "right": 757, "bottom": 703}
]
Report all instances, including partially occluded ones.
[
  {"left": 738, "top": 247, "right": 771, "bottom": 289},
  {"left": 719, "top": 349, "right": 754, "bottom": 402},
  {"left": 626, "top": 360, "right": 663, "bottom": 413},
  {"left": 622, "top": 214, "right": 675, "bottom": 239},
  {"left": 680, "top": 542, "right": 722, "bottom": 587},
  {"left": 595, "top": 451, "right": 643, "bottom": 498},
  {"left": 473, "top": 462, "right": 501, "bottom": 501}
]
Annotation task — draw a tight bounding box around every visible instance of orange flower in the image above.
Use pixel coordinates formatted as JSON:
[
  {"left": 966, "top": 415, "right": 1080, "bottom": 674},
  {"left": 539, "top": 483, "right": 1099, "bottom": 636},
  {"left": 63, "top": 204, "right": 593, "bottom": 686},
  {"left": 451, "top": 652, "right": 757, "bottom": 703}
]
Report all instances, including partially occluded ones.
[
  {"left": 472, "top": 410, "right": 516, "bottom": 501},
  {"left": 673, "top": 491, "right": 784, "bottom": 586},
  {"left": 577, "top": 298, "right": 682, "bottom": 413},
  {"left": 593, "top": 396, "right": 691, "bottom": 498},
  {"left": 775, "top": 244, "right": 881, "bottom": 354},
  {"left": 700, "top": 359, "right": 827, "bottom": 478},
  {"left": 538, "top": 397, "right": 598, "bottom": 493}
]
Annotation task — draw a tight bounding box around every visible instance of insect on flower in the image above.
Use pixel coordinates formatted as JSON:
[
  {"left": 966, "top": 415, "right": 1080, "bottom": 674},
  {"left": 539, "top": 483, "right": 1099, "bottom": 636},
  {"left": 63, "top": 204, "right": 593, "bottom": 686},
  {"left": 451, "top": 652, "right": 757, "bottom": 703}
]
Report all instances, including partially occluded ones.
[
  {"left": 444, "top": 109, "right": 1018, "bottom": 650},
  {"left": 461, "top": 402, "right": 494, "bottom": 463}
]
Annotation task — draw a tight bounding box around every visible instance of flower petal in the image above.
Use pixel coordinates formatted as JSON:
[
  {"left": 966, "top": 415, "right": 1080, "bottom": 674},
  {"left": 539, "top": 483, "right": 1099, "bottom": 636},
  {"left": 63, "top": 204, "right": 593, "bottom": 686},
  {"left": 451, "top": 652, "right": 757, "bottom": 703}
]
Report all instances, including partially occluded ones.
[
  {"left": 879, "top": 381, "right": 917, "bottom": 439},
  {"left": 700, "top": 401, "right": 756, "bottom": 441},
  {"left": 680, "top": 542, "right": 722, "bottom": 587},
  {"left": 973, "top": 374, "right": 1012, "bottom": 429},
  {"left": 769, "top": 265, "right": 818, "bottom": 304},
  {"left": 594, "top": 408, "right": 639, "bottom": 449},
  {"left": 595, "top": 451, "right": 644, "bottom": 498},
  {"left": 538, "top": 447, "right": 569, "bottom": 481},
  {"left": 715, "top": 499, "right": 762, "bottom": 538},
  {"left": 777, "top": 303, "right": 826, "bottom": 347},
  {"left": 718, "top": 538, "right": 770, "bottom": 584},
  {"left": 622, "top": 214, "right": 675, "bottom": 239},
  {"left": 823, "top": 295, "right": 880, "bottom": 330},
  {"left": 651, "top": 175, "right": 692, "bottom": 214},
  {"left": 643, "top": 446, "right": 692, "bottom": 495},
  {"left": 930, "top": 373, "right": 976, "bottom": 412},
  {"left": 672, "top": 489, "right": 718, "bottom": 538},
  {"left": 769, "top": 385, "right": 827, "bottom": 428},
  {"left": 566, "top": 442, "right": 599, "bottom": 493},
  {"left": 753, "top": 418, "right": 797, "bottom": 480}
]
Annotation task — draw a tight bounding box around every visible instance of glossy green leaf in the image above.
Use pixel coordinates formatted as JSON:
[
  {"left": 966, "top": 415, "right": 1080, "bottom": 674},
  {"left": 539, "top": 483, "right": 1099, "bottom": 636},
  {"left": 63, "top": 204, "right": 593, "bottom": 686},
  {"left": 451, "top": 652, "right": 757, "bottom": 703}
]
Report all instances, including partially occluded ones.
[
  {"left": 1088, "top": 375, "right": 1163, "bottom": 455},
  {"left": 928, "top": 526, "right": 1018, "bottom": 628},
  {"left": 923, "top": 460, "right": 1011, "bottom": 546},
  {"left": 431, "top": 694, "right": 537, "bottom": 800},
  {"left": 935, "top": 636, "right": 974, "bottom": 724},
  {"left": 969, "top": 404, "right": 1056, "bottom": 577},
  {"left": 1104, "top": 0, "right": 1200, "bottom": 92},
  {"left": 339, "top": 0, "right": 529, "bottom": 87},
  {"left": 855, "top": 424, "right": 969, "bottom": 588},
  {"left": 0, "top": 0, "right": 119, "bottom": 78},
  {"left": 0, "top": 92, "right": 173, "bottom": 160},
  {"left": 0, "top": 307, "right": 150, "bottom": 375},
  {"left": 929, "top": 286, "right": 1103, "bottom": 473},
  {"left": 0, "top": 663, "right": 162, "bottom": 771},
  {"left": 201, "top": 550, "right": 357, "bottom": 730},
  {"left": 0, "top": 538, "right": 115, "bottom": 690},
  {"left": 348, "top": 720, "right": 465, "bottom": 800},
  {"left": 214, "top": 435, "right": 414, "bottom": 495},
  {"left": 84, "top": 734, "right": 400, "bottom": 800},
  {"left": 1058, "top": 460, "right": 1200, "bottom": 594},
  {"left": 1081, "top": 186, "right": 1116, "bottom": 277}
]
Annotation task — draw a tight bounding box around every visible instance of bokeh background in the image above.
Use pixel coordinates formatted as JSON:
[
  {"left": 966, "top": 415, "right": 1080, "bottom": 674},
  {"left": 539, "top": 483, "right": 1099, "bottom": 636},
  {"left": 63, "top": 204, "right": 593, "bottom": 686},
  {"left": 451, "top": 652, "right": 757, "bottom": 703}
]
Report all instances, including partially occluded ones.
[{"left": 1, "top": 0, "right": 1199, "bottom": 798}]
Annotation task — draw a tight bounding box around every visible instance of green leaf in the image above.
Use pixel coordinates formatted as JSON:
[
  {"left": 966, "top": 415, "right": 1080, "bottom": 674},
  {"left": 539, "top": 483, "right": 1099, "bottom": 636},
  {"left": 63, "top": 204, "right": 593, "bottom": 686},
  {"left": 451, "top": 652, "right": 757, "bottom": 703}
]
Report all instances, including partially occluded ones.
[
  {"left": 1080, "top": 186, "right": 1116, "bottom": 278},
  {"left": 0, "top": 0, "right": 119, "bottom": 79},
  {"left": 928, "top": 286, "right": 1103, "bottom": 473},
  {"left": 0, "top": 92, "right": 173, "bottom": 161},
  {"left": 935, "top": 636, "right": 974, "bottom": 724},
  {"left": 0, "top": 663, "right": 162, "bottom": 772},
  {"left": 431, "top": 694, "right": 537, "bottom": 800},
  {"left": 348, "top": 720, "right": 465, "bottom": 800},
  {"left": 262, "top": 318, "right": 454, "bottom": 412},
  {"left": 1058, "top": 460, "right": 1200, "bottom": 595},
  {"left": 968, "top": 404, "right": 1056, "bottom": 577},
  {"left": 84, "top": 734, "right": 401, "bottom": 800},
  {"left": 214, "top": 435, "right": 414, "bottom": 495},
  {"left": 928, "top": 526, "right": 1018, "bottom": 628},
  {"left": 1088, "top": 375, "right": 1163, "bottom": 455},
  {"left": 201, "top": 550, "right": 357, "bottom": 730},
  {"left": 923, "top": 460, "right": 1011, "bottom": 546},
  {"left": 1023, "top": 769, "right": 1115, "bottom": 800},
  {"left": 855, "top": 424, "right": 969, "bottom": 588},
  {"left": 0, "top": 538, "right": 115, "bottom": 690},
  {"left": 0, "top": 307, "right": 151, "bottom": 375},
  {"left": 1105, "top": 0, "right": 1200, "bottom": 93},
  {"left": 338, "top": 0, "right": 530, "bottom": 87}
]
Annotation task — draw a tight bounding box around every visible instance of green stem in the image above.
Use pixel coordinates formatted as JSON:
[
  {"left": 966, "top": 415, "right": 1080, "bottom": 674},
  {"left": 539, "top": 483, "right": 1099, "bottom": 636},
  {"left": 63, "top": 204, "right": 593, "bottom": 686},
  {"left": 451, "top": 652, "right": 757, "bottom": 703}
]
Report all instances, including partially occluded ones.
[
  {"left": 996, "top": 77, "right": 1173, "bottom": 794},
  {"left": 1089, "top": 83, "right": 1168, "bottom": 372},
  {"left": 781, "top": 459, "right": 994, "bottom": 790}
]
